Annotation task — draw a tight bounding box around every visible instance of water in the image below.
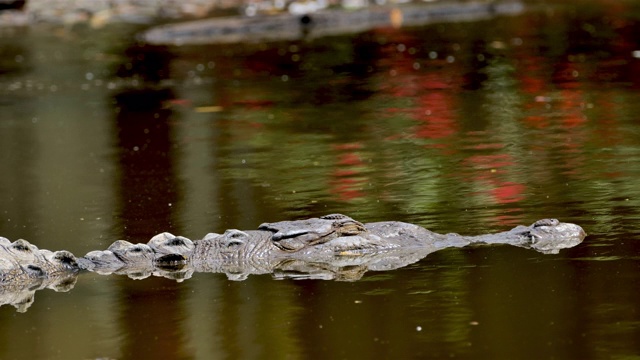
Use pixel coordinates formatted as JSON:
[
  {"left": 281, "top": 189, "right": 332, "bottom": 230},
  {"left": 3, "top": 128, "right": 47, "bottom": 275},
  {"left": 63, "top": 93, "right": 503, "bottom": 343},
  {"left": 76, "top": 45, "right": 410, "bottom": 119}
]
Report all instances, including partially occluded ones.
[{"left": 1, "top": 1, "right": 639, "bottom": 358}]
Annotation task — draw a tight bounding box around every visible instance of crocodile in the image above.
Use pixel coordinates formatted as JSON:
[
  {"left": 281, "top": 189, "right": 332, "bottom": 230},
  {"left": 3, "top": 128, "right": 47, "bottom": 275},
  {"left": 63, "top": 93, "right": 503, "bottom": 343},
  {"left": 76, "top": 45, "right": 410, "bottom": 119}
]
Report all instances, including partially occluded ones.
[{"left": 0, "top": 214, "right": 586, "bottom": 311}]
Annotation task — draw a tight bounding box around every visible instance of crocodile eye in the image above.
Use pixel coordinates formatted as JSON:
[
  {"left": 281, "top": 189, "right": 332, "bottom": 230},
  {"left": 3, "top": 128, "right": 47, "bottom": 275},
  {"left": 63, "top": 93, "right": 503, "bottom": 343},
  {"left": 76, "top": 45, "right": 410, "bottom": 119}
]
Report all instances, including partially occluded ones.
[
  {"left": 321, "top": 214, "right": 349, "bottom": 220},
  {"left": 533, "top": 219, "right": 559, "bottom": 228}
]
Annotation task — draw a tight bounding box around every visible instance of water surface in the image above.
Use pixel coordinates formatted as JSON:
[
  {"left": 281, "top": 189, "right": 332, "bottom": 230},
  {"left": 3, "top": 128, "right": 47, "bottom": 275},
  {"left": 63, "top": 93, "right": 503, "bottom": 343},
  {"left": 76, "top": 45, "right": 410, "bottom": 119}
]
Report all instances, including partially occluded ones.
[{"left": 0, "top": 1, "right": 639, "bottom": 359}]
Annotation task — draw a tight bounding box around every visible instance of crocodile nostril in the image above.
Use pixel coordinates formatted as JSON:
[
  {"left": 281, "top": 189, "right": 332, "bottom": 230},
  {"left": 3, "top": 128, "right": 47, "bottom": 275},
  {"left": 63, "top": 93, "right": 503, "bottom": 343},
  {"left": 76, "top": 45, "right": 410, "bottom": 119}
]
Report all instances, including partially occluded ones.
[{"left": 529, "top": 233, "right": 541, "bottom": 244}]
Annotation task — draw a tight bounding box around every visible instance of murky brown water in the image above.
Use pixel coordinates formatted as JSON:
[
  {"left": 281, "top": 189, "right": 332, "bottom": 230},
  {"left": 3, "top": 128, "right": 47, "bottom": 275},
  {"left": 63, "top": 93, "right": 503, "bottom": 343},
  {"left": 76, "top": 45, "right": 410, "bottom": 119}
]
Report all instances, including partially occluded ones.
[{"left": 1, "top": 1, "right": 639, "bottom": 359}]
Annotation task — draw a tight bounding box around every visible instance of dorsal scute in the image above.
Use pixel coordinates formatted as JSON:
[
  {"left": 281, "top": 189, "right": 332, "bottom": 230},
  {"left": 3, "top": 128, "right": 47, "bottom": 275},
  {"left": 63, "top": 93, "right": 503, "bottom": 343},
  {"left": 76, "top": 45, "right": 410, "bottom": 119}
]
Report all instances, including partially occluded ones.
[{"left": 148, "top": 232, "right": 195, "bottom": 255}]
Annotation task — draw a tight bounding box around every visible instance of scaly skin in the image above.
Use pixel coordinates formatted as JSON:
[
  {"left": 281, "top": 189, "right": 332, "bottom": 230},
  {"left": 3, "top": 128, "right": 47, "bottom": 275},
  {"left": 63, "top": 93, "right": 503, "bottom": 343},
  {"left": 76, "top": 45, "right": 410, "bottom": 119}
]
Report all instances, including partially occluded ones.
[
  {"left": 78, "top": 214, "right": 586, "bottom": 280},
  {"left": 0, "top": 214, "right": 586, "bottom": 310}
]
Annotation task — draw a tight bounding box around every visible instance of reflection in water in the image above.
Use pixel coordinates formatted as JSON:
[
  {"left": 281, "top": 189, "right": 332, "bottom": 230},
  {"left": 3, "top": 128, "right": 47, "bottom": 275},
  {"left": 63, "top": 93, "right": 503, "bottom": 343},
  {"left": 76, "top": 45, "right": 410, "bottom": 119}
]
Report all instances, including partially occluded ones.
[
  {"left": 0, "top": 31, "right": 38, "bottom": 237},
  {"left": 112, "top": 43, "right": 185, "bottom": 359},
  {"left": 114, "top": 87, "right": 178, "bottom": 237},
  {"left": 0, "top": 0, "right": 640, "bottom": 358}
]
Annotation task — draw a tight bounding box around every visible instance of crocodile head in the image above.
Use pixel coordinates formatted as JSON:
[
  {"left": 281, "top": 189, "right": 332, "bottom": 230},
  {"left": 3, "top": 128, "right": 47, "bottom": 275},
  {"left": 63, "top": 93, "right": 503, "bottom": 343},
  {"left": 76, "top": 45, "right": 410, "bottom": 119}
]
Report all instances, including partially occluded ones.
[
  {"left": 517, "top": 218, "right": 587, "bottom": 254},
  {"left": 258, "top": 214, "right": 367, "bottom": 251}
]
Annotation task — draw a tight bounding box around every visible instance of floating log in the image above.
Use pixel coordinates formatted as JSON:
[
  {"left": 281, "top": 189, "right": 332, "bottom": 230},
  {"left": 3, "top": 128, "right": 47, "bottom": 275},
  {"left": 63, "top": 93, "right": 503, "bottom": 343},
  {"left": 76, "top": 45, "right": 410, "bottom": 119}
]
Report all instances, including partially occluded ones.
[{"left": 142, "top": 1, "right": 524, "bottom": 45}]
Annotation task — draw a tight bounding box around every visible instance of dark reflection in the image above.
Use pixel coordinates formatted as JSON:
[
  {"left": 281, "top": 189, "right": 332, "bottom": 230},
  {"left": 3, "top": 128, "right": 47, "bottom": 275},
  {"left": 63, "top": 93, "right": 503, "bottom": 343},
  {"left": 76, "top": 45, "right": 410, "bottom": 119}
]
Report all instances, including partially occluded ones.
[
  {"left": 0, "top": 38, "right": 38, "bottom": 238},
  {"left": 0, "top": 1, "right": 24, "bottom": 11},
  {"left": 0, "top": 38, "right": 30, "bottom": 77},
  {"left": 111, "top": 42, "right": 186, "bottom": 359},
  {"left": 113, "top": 44, "right": 179, "bottom": 237},
  {"left": 116, "top": 43, "right": 173, "bottom": 83},
  {"left": 239, "top": 39, "right": 377, "bottom": 106},
  {"left": 113, "top": 88, "right": 178, "bottom": 235},
  {"left": 461, "top": 39, "right": 490, "bottom": 91}
]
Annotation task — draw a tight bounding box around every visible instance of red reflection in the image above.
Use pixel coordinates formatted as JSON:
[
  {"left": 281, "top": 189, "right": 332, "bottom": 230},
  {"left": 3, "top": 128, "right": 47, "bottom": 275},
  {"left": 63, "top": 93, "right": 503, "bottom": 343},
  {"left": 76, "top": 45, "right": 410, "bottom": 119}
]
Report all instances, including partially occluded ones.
[
  {"left": 513, "top": 37, "right": 591, "bottom": 180},
  {"left": 413, "top": 92, "right": 458, "bottom": 140},
  {"left": 378, "top": 53, "right": 461, "bottom": 152},
  {"left": 371, "top": 29, "right": 530, "bottom": 219},
  {"left": 464, "top": 153, "right": 526, "bottom": 205},
  {"left": 329, "top": 143, "right": 368, "bottom": 201},
  {"left": 491, "top": 182, "right": 526, "bottom": 204}
]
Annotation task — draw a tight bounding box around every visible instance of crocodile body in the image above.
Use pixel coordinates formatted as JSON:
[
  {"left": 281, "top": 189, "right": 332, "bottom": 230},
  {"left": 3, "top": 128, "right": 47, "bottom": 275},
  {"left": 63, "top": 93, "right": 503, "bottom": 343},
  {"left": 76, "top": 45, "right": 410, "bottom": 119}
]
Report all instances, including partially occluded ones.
[{"left": 0, "top": 214, "right": 586, "bottom": 310}]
